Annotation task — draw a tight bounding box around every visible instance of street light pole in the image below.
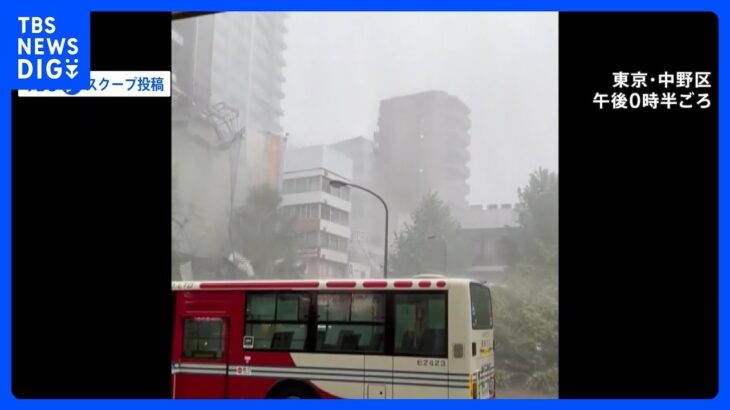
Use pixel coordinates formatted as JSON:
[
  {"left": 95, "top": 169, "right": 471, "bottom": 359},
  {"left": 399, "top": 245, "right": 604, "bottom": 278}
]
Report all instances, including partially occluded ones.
[{"left": 329, "top": 180, "right": 389, "bottom": 279}]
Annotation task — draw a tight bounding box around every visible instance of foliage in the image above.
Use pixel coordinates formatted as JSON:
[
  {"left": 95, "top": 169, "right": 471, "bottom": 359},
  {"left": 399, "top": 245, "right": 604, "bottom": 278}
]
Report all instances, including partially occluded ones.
[
  {"left": 494, "top": 168, "right": 558, "bottom": 393},
  {"left": 389, "top": 192, "right": 470, "bottom": 277},
  {"left": 527, "top": 368, "right": 559, "bottom": 395},
  {"left": 493, "top": 266, "right": 557, "bottom": 388},
  {"left": 495, "top": 369, "right": 516, "bottom": 389},
  {"left": 513, "top": 167, "right": 559, "bottom": 265},
  {"left": 231, "top": 184, "right": 302, "bottom": 279}
]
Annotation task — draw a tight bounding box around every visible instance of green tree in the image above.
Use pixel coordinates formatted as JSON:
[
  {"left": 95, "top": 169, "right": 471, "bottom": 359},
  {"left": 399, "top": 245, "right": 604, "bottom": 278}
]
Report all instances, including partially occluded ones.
[
  {"left": 231, "top": 184, "right": 302, "bottom": 279},
  {"left": 513, "top": 167, "right": 559, "bottom": 266},
  {"left": 492, "top": 266, "right": 558, "bottom": 391},
  {"left": 494, "top": 168, "right": 558, "bottom": 395},
  {"left": 390, "top": 192, "right": 469, "bottom": 277}
]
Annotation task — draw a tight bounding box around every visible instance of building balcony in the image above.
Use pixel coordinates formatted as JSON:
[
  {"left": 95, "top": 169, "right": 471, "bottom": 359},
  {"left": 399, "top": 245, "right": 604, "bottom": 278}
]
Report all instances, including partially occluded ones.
[
  {"left": 320, "top": 219, "right": 351, "bottom": 239},
  {"left": 268, "top": 45, "right": 287, "bottom": 66},
  {"left": 251, "top": 24, "right": 287, "bottom": 65},
  {"left": 272, "top": 103, "right": 285, "bottom": 117},
  {"left": 294, "top": 218, "right": 320, "bottom": 233},
  {"left": 446, "top": 145, "right": 470, "bottom": 163},
  {"left": 320, "top": 248, "right": 349, "bottom": 264},
  {"left": 297, "top": 247, "right": 321, "bottom": 259},
  {"left": 282, "top": 191, "right": 352, "bottom": 213},
  {"left": 446, "top": 162, "right": 470, "bottom": 180},
  {"left": 446, "top": 109, "right": 471, "bottom": 128},
  {"left": 277, "top": 13, "right": 290, "bottom": 35},
  {"left": 443, "top": 128, "right": 470, "bottom": 146},
  {"left": 271, "top": 84, "right": 285, "bottom": 100}
]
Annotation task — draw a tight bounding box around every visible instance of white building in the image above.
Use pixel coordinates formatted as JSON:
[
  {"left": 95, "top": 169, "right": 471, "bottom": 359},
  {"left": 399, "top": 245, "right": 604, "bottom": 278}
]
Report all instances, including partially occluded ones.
[{"left": 281, "top": 146, "right": 353, "bottom": 278}]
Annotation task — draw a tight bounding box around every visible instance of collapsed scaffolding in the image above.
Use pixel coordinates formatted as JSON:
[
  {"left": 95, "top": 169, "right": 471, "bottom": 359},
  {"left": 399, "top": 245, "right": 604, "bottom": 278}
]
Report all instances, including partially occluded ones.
[{"left": 172, "top": 98, "right": 255, "bottom": 280}]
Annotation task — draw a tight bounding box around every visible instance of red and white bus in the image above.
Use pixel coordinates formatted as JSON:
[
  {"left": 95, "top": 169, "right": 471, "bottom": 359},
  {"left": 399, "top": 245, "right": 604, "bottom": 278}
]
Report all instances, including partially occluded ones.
[{"left": 171, "top": 277, "right": 495, "bottom": 399}]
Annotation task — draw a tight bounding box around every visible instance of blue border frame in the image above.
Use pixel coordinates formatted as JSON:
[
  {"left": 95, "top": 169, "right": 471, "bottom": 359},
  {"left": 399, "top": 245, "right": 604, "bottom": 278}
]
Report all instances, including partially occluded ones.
[{"left": 0, "top": 0, "right": 724, "bottom": 408}]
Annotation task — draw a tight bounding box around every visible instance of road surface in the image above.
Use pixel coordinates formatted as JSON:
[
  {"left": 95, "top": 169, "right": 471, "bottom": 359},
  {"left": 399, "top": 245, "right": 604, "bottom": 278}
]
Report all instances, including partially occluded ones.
[{"left": 496, "top": 388, "right": 557, "bottom": 399}]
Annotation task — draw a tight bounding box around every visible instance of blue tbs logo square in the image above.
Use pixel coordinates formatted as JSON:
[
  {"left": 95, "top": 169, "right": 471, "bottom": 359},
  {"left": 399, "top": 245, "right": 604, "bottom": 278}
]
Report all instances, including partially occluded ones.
[{"left": 16, "top": 15, "right": 89, "bottom": 89}]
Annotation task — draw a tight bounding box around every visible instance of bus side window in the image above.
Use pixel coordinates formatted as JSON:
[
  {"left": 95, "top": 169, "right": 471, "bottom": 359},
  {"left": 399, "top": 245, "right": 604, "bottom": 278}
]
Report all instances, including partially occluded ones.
[
  {"left": 244, "top": 293, "right": 310, "bottom": 351},
  {"left": 394, "top": 293, "right": 447, "bottom": 357},
  {"left": 315, "top": 293, "right": 385, "bottom": 353}
]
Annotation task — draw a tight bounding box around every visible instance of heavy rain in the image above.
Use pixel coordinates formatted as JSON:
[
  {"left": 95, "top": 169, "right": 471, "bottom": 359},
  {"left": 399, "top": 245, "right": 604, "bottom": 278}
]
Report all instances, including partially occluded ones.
[{"left": 171, "top": 12, "right": 558, "bottom": 397}]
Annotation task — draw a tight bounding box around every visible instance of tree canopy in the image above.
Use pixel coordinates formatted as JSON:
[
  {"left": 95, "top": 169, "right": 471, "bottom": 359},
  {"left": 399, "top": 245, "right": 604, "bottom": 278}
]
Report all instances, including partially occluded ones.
[
  {"left": 231, "top": 184, "right": 302, "bottom": 279},
  {"left": 494, "top": 168, "right": 559, "bottom": 395},
  {"left": 390, "top": 192, "right": 469, "bottom": 277}
]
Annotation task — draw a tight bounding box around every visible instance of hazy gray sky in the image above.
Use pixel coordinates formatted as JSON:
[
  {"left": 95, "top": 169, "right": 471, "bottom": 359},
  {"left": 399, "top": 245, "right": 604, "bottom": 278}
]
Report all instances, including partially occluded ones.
[{"left": 281, "top": 12, "right": 558, "bottom": 205}]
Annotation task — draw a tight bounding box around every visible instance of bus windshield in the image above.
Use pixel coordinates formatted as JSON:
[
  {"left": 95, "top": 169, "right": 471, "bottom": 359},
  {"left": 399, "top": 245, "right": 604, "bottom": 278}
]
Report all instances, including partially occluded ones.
[{"left": 470, "top": 283, "right": 493, "bottom": 330}]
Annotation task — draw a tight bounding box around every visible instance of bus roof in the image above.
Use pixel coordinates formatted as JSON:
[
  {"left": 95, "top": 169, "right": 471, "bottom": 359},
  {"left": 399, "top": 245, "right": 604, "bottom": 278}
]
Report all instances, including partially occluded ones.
[{"left": 172, "top": 278, "right": 480, "bottom": 291}]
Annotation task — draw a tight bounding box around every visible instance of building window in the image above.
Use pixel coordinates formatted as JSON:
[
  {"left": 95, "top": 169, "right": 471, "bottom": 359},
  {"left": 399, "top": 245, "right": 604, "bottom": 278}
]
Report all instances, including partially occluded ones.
[
  {"left": 282, "top": 179, "right": 294, "bottom": 194},
  {"left": 318, "top": 231, "right": 348, "bottom": 252},
  {"left": 300, "top": 231, "right": 318, "bottom": 248},
  {"left": 183, "top": 318, "right": 225, "bottom": 359},
  {"left": 287, "top": 203, "right": 324, "bottom": 220},
  {"left": 244, "top": 293, "right": 311, "bottom": 351},
  {"left": 309, "top": 176, "right": 322, "bottom": 192},
  {"left": 320, "top": 204, "right": 349, "bottom": 226},
  {"left": 295, "top": 178, "right": 307, "bottom": 193},
  {"left": 283, "top": 176, "right": 327, "bottom": 194},
  {"left": 394, "top": 293, "right": 447, "bottom": 357},
  {"left": 283, "top": 176, "right": 319, "bottom": 194},
  {"left": 322, "top": 177, "right": 350, "bottom": 201},
  {"left": 316, "top": 293, "right": 385, "bottom": 353},
  {"left": 308, "top": 203, "right": 319, "bottom": 219}
]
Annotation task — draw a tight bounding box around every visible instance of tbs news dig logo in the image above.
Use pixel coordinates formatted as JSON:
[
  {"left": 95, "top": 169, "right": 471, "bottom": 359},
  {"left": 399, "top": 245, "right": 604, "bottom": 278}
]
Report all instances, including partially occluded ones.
[{"left": 17, "top": 16, "right": 79, "bottom": 81}]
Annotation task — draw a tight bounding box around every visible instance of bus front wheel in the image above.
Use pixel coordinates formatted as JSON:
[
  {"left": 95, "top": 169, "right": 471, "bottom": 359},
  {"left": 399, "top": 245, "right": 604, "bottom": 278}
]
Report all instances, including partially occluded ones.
[{"left": 268, "top": 382, "right": 318, "bottom": 399}]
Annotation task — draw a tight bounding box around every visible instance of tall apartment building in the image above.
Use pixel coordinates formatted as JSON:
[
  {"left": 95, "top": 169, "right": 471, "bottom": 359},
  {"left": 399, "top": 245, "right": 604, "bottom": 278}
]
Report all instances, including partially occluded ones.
[
  {"left": 374, "top": 90, "right": 471, "bottom": 232},
  {"left": 172, "top": 12, "right": 288, "bottom": 132},
  {"left": 281, "top": 146, "right": 353, "bottom": 279}
]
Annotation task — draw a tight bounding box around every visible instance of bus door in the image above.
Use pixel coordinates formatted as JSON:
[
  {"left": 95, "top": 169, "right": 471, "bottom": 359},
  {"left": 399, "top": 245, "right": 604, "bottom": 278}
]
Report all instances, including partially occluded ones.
[
  {"left": 392, "top": 292, "right": 449, "bottom": 398},
  {"left": 172, "top": 290, "right": 243, "bottom": 398},
  {"left": 363, "top": 293, "right": 390, "bottom": 398},
  {"left": 173, "top": 315, "right": 231, "bottom": 398},
  {"left": 467, "top": 283, "right": 495, "bottom": 398},
  {"left": 365, "top": 355, "right": 391, "bottom": 398}
]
